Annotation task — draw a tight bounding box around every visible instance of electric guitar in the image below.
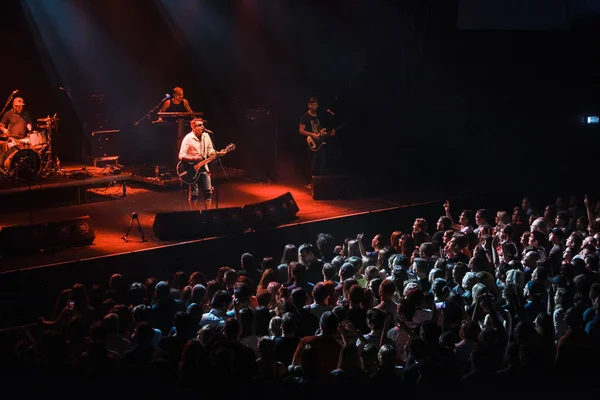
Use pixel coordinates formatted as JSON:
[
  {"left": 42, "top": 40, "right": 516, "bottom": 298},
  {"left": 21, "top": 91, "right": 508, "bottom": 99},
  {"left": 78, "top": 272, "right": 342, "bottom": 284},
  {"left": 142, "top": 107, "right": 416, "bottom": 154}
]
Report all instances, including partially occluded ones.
[
  {"left": 306, "top": 122, "right": 348, "bottom": 152},
  {"left": 176, "top": 143, "right": 236, "bottom": 185}
]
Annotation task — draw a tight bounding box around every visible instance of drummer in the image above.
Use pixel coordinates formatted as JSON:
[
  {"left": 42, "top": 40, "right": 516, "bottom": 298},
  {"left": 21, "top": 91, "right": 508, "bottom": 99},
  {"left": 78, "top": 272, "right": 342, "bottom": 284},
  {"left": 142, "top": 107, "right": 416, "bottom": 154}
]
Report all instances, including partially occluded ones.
[{"left": 0, "top": 97, "right": 32, "bottom": 140}]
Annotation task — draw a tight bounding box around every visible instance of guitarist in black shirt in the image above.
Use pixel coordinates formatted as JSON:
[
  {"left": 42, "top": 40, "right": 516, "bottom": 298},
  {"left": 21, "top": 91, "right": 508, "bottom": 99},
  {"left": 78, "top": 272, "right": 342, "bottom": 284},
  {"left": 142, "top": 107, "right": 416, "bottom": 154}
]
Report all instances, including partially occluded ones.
[{"left": 299, "top": 97, "right": 336, "bottom": 186}]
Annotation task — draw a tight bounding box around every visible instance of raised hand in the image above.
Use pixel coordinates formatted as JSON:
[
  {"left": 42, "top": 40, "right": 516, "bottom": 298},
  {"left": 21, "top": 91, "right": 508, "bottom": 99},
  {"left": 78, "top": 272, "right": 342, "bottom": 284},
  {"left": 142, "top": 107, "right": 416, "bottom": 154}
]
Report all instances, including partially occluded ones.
[{"left": 444, "top": 200, "right": 450, "bottom": 213}]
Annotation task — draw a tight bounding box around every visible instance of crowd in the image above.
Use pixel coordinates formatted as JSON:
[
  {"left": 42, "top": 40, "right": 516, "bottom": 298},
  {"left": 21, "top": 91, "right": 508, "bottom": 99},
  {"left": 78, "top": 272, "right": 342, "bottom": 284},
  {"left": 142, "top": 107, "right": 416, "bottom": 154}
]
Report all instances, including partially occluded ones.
[{"left": 2, "top": 195, "right": 600, "bottom": 395}]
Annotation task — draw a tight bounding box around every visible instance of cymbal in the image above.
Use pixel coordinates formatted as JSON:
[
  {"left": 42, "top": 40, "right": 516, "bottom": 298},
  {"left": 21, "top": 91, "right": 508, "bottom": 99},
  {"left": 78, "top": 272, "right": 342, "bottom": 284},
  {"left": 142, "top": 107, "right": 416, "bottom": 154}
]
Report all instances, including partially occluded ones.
[{"left": 37, "top": 117, "right": 60, "bottom": 122}]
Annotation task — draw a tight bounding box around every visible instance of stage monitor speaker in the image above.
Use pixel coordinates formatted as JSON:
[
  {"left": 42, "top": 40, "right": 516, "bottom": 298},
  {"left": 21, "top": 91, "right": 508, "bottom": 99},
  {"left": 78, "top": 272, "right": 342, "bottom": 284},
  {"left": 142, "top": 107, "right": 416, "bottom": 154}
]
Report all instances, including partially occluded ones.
[
  {"left": 242, "top": 192, "right": 299, "bottom": 230},
  {"left": 0, "top": 223, "right": 47, "bottom": 255},
  {"left": 312, "top": 175, "right": 365, "bottom": 200},
  {"left": 153, "top": 211, "right": 203, "bottom": 241},
  {"left": 46, "top": 216, "right": 96, "bottom": 248},
  {"left": 200, "top": 207, "right": 245, "bottom": 237}
]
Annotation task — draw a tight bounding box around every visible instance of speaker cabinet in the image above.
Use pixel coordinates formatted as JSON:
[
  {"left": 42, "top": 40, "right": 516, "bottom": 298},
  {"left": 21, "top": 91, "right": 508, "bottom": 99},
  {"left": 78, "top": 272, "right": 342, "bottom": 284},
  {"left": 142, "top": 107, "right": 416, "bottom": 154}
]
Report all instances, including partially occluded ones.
[
  {"left": 0, "top": 223, "right": 47, "bottom": 255},
  {"left": 242, "top": 192, "right": 299, "bottom": 230},
  {"left": 46, "top": 216, "right": 96, "bottom": 247},
  {"left": 152, "top": 211, "right": 204, "bottom": 241},
  {"left": 201, "top": 207, "right": 245, "bottom": 237}
]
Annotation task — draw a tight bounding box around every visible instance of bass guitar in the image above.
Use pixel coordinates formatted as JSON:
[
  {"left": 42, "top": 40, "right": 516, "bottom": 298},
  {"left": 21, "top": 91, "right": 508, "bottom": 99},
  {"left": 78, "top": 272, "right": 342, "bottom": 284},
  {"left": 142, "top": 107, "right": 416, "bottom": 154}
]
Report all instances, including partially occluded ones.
[
  {"left": 176, "top": 143, "right": 236, "bottom": 185},
  {"left": 306, "top": 122, "right": 348, "bottom": 152}
]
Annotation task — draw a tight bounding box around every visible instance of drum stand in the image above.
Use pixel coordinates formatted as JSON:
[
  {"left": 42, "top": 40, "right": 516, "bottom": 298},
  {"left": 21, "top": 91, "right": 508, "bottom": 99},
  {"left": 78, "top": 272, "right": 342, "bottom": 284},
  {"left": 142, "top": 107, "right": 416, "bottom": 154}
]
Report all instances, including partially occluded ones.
[{"left": 39, "top": 117, "right": 66, "bottom": 177}]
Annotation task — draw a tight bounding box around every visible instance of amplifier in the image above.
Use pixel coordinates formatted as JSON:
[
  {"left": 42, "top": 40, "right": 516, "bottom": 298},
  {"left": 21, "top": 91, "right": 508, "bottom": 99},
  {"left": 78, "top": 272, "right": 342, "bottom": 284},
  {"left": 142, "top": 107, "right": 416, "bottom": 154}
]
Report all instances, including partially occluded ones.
[{"left": 90, "top": 129, "right": 120, "bottom": 158}]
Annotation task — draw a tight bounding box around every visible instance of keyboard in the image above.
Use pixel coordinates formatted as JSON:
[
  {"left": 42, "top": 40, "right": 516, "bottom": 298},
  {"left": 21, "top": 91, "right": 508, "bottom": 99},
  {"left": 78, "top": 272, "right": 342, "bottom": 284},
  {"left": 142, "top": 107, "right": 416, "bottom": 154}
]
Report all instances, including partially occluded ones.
[{"left": 157, "top": 112, "right": 204, "bottom": 118}]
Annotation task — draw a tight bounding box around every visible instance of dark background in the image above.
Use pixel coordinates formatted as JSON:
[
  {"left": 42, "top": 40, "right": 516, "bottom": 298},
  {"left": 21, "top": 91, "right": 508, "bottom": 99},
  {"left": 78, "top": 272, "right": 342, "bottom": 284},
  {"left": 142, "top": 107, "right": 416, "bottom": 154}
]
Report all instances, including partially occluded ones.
[{"left": 2, "top": 0, "right": 599, "bottom": 192}]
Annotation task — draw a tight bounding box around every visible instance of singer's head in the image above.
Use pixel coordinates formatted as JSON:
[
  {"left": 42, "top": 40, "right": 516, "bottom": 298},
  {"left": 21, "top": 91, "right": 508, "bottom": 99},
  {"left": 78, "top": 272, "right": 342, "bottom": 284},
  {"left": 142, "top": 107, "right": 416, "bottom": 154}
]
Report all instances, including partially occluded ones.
[
  {"left": 173, "top": 87, "right": 184, "bottom": 102},
  {"left": 12, "top": 97, "right": 25, "bottom": 112},
  {"left": 191, "top": 117, "right": 205, "bottom": 135}
]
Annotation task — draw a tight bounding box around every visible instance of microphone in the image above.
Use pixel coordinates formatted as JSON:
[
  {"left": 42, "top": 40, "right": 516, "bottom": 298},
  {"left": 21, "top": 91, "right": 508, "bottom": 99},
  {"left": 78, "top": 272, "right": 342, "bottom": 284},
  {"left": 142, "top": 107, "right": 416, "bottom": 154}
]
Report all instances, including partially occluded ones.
[
  {"left": 204, "top": 128, "right": 214, "bottom": 134},
  {"left": 326, "top": 109, "right": 335, "bottom": 116},
  {"left": 162, "top": 93, "right": 171, "bottom": 101},
  {"left": 11, "top": 89, "right": 18, "bottom": 95}
]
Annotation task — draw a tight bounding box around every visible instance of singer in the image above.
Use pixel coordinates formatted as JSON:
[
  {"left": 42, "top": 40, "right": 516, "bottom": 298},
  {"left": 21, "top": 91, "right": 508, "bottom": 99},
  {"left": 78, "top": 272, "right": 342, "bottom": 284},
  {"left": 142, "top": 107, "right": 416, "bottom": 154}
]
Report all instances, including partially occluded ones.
[
  {"left": 0, "top": 96, "right": 32, "bottom": 139},
  {"left": 155, "top": 86, "right": 193, "bottom": 123},
  {"left": 179, "top": 118, "right": 226, "bottom": 210},
  {"left": 298, "top": 96, "right": 336, "bottom": 187}
]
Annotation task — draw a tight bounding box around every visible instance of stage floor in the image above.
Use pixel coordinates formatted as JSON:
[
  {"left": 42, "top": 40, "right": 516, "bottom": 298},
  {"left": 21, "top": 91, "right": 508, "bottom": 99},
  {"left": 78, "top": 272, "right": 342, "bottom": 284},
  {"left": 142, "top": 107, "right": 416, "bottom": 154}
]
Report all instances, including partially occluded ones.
[{"left": 0, "top": 176, "right": 443, "bottom": 274}]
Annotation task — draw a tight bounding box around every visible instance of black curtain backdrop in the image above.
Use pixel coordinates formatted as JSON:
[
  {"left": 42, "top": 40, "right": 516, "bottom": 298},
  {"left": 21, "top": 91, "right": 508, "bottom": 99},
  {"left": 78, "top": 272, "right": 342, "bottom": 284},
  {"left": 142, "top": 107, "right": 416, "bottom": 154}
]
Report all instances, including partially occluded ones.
[{"left": 1, "top": 0, "right": 599, "bottom": 190}]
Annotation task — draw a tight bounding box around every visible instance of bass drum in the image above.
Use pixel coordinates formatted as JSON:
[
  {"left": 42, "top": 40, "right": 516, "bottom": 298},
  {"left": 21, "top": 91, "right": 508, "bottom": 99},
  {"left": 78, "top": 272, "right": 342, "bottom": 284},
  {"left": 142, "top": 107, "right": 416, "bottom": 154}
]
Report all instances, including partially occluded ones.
[{"left": 3, "top": 147, "right": 41, "bottom": 182}]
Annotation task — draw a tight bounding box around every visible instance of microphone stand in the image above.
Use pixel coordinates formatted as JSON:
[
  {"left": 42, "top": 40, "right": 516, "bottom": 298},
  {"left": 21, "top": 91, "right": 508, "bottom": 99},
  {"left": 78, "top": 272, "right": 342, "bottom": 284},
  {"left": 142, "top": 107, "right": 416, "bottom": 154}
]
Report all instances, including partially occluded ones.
[
  {"left": 0, "top": 92, "right": 17, "bottom": 116},
  {"left": 325, "top": 108, "right": 345, "bottom": 174},
  {"left": 208, "top": 130, "right": 228, "bottom": 210},
  {"left": 62, "top": 88, "right": 86, "bottom": 173},
  {"left": 61, "top": 87, "right": 88, "bottom": 173},
  {"left": 134, "top": 98, "right": 167, "bottom": 126}
]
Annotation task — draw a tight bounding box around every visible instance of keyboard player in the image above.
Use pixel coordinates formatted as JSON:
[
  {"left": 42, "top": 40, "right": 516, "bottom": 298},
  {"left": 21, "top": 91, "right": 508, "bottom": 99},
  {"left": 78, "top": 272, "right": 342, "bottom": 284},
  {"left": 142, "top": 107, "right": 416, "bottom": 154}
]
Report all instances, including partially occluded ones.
[{"left": 155, "top": 86, "right": 193, "bottom": 124}]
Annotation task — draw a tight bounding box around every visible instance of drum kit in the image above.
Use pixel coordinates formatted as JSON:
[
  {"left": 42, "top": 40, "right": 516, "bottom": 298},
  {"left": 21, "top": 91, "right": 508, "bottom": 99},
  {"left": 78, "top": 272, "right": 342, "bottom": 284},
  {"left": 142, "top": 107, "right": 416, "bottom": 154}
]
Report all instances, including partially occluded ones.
[{"left": 0, "top": 115, "right": 64, "bottom": 182}]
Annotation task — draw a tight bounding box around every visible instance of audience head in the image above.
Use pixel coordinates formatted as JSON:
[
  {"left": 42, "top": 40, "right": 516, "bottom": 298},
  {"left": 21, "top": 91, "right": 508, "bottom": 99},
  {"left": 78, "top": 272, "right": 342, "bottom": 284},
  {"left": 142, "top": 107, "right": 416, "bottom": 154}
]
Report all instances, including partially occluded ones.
[
  {"left": 319, "top": 311, "right": 339, "bottom": 335},
  {"left": 281, "top": 312, "right": 298, "bottom": 335},
  {"left": 317, "top": 233, "right": 336, "bottom": 257},
  {"left": 299, "top": 243, "right": 318, "bottom": 264},
  {"left": 269, "top": 316, "right": 283, "bottom": 337},
  {"left": 191, "top": 284, "right": 207, "bottom": 305},
  {"left": 322, "top": 263, "right": 337, "bottom": 281},
  {"left": 211, "top": 290, "right": 232, "bottom": 310},
  {"left": 281, "top": 244, "right": 299, "bottom": 264},
  {"left": 155, "top": 281, "right": 170, "bottom": 301}
]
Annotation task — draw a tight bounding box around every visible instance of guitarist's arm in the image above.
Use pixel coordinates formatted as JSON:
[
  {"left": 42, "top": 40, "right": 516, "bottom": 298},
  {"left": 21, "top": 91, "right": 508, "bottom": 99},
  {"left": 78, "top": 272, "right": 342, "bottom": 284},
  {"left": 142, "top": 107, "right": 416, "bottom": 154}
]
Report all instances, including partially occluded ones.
[
  {"left": 205, "top": 136, "right": 225, "bottom": 157},
  {"left": 299, "top": 124, "right": 318, "bottom": 139}
]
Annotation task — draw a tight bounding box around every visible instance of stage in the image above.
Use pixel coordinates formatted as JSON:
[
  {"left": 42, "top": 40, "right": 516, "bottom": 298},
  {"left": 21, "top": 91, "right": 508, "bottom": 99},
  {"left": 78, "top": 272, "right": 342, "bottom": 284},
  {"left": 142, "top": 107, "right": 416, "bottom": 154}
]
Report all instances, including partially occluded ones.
[{"left": 0, "top": 166, "right": 446, "bottom": 275}]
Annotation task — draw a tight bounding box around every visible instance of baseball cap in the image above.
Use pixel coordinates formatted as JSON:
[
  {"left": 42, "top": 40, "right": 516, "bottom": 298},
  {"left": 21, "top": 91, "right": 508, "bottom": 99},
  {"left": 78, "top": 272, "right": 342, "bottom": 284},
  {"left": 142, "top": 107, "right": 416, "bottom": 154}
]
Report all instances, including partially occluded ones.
[{"left": 13, "top": 97, "right": 25, "bottom": 106}]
